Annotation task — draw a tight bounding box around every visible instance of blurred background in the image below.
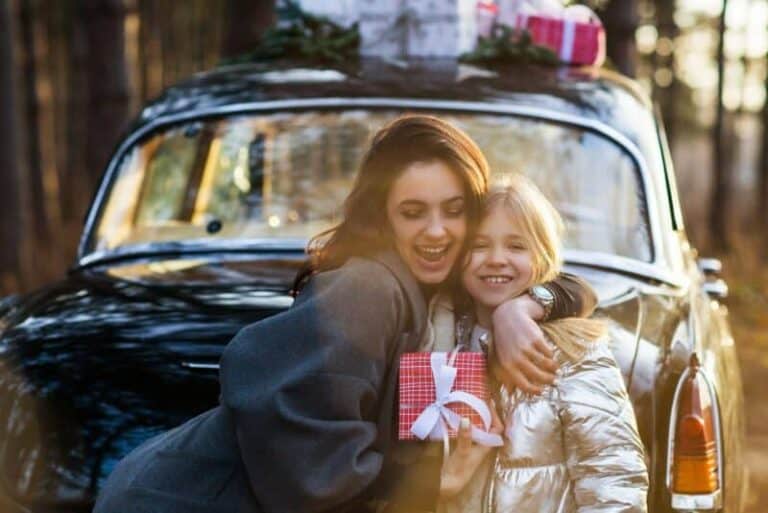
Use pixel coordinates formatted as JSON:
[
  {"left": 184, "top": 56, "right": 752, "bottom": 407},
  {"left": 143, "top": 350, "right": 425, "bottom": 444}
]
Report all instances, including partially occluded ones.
[{"left": 0, "top": 0, "right": 766, "bottom": 509}]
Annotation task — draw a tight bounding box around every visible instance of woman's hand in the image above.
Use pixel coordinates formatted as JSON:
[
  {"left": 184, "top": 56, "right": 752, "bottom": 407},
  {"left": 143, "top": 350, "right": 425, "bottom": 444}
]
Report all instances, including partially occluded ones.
[
  {"left": 440, "top": 409, "right": 503, "bottom": 499},
  {"left": 491, "top": 295, "right": 558, "bottom": 394}
]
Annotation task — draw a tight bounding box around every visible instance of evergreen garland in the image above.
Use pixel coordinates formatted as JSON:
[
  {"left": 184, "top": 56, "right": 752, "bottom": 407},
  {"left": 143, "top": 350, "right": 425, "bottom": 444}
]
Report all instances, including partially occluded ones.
[
  {"left": 460, "top": 25, "right": 559, "bottom": 66},
  {"left": 223, "top": 1, "right": 359, "bottom": 65},
  {"left": 223, "top": 2, "right": 577, "bottom": 67}
]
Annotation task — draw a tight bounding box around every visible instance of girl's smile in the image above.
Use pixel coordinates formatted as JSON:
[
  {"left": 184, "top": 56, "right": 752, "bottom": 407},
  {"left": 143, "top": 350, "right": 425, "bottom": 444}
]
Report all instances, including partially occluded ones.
[{"left": 462, "top": 204, "right": 533, "bottom": 326}]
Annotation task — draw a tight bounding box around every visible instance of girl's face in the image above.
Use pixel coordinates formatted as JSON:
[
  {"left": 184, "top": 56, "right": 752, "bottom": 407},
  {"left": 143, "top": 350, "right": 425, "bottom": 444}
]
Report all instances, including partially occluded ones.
[
  {"left": 462, "top": 204, "right": 534, "bottom": 315},
  {"left": 385, "top": 160, "right": 467, "bottom": 285}
]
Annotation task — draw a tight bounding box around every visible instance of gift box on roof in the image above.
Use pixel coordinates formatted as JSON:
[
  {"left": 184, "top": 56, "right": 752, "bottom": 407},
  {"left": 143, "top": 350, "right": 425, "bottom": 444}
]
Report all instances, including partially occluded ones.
[
  {"left": 407, "top": 0, "right": 478, "bottom": 57},
  {"left": 359, "top": 0, "right": 406, "bottom": 57},
  {"left": 514, "top": 10, "right": 606, "bottom": 66},
  {"left": 398, "top": 351, "right": 490, "bottom": 441},
  {"left": 476, "top": 1, "right": 499, "bottom": 39},
  {"left": 359, "top": 0, "right": 478, "bottom": 58}
]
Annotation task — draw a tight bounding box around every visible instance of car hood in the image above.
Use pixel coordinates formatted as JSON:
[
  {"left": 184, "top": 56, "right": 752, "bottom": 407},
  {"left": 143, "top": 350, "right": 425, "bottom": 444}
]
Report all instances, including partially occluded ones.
[{"left": 0, "top": 259, "right": 296, "bottom": 507}]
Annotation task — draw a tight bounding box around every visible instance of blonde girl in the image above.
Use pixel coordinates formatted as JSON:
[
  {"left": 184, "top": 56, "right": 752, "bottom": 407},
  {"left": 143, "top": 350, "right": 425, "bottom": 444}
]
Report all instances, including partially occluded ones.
[{"left": 435, "top": 175, "right": 649, "bottom": 513}]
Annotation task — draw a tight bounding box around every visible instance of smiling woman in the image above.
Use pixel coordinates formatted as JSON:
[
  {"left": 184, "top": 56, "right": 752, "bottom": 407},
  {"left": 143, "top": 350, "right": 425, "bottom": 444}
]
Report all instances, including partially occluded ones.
[{"left": 385, "top": 160, "right": 467, "bottom": 284}]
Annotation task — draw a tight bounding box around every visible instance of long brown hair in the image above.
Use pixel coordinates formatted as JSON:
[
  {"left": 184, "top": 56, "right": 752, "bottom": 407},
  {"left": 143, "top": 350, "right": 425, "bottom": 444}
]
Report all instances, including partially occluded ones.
[{"left": 293, "top": 115, "right": 489, "bottom": 293}]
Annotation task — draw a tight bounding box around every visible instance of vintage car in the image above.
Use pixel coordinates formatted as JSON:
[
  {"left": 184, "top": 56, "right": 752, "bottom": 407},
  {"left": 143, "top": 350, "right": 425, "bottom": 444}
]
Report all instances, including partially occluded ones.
[{"left": 0, "top": 58, "right": 746, "bottom": 512}]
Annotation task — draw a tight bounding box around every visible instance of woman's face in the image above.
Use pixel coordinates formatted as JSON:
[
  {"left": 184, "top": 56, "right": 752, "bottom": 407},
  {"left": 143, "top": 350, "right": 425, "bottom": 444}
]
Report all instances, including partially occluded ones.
[
  {"left": 385, "top": 160, "right": 467, "bottom": 285},
  {"left": 461, "top": 204, "right": 533, "bottom": 312}
]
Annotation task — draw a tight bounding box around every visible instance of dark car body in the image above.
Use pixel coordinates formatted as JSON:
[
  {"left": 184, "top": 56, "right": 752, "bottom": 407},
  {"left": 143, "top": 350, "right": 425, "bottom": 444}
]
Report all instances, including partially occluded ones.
[{"left": 0, "top": 59, "right": 745, "bottom": 512}]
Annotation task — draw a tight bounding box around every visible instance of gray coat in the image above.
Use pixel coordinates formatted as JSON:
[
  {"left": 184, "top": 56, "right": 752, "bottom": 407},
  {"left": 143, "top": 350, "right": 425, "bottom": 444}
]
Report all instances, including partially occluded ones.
[{"left": 94, "top": 252, "right": 435, "bottom": 513}]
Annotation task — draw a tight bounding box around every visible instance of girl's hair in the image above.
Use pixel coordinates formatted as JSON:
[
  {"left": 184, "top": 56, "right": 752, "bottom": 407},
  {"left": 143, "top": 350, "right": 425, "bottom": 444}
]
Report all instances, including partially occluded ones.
[
  {"left": 294, "top": 115, "right": 489, "bottom": 292},
  {"left": 483, "top": 175, "right": 606, "bottom": 351}
]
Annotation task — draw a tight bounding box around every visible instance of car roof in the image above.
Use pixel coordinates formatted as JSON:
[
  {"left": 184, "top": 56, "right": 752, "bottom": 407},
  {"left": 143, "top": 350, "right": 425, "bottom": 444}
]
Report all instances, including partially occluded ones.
[{"left": 136, "top": 58, "right": 655, "bottom": 148}]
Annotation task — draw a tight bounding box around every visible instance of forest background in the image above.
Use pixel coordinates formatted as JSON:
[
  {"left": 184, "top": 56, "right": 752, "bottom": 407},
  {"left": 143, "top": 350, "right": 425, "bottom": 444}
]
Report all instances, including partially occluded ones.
[{"left": 1, "top": 0, "right": 767, "bottom": 509}]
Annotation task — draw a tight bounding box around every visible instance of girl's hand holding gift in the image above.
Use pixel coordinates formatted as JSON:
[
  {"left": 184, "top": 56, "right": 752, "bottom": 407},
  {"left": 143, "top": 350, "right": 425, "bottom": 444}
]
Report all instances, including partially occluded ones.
[{"left": 440, "top": 407, "right": 503, "bottom": 499}]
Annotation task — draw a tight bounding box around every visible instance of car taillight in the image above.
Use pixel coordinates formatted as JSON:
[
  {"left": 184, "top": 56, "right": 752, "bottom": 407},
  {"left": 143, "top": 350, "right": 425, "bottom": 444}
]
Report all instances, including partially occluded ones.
[{"left": 671, "top": 353, "right": 720, "bottom": 495}]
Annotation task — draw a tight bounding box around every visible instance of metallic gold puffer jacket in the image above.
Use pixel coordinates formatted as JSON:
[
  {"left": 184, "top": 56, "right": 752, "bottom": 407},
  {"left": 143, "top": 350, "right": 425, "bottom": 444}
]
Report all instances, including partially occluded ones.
[{"left": 441, "top": 335, "right": 649, "bottom": 513}]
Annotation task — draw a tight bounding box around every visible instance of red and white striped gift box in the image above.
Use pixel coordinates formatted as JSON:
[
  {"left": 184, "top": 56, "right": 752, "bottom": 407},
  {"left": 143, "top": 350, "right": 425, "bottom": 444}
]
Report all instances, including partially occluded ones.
[
  {"left": 516, "top": 13, "right": 606, "bottom": 66},
  {"left": 398, "top": 352, "right": 489, "bottom": 441}
]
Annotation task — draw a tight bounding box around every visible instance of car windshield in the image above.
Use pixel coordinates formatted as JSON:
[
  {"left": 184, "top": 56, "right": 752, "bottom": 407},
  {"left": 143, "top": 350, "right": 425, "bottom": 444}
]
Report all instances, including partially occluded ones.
[{"left": 90, "top": 110, "right": 651, "bottom": 262}]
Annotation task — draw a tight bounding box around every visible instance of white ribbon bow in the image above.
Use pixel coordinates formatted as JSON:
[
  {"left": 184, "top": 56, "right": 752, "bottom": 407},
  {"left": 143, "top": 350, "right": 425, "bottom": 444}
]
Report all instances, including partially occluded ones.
[{"left": 410, "top": 352, "right": 503, "bottom": 449}]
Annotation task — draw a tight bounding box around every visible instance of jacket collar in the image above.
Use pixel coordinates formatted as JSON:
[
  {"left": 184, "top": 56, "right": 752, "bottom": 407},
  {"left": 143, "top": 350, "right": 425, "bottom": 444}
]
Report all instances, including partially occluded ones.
[{"left": 371, "top": 251, "right": 427, "bottom": 340}]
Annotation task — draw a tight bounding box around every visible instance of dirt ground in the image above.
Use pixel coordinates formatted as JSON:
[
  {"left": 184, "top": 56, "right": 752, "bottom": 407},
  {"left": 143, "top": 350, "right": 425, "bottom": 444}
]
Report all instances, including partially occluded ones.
[{"left": 721, "top": 249, "right": 768, "bottom": 512}]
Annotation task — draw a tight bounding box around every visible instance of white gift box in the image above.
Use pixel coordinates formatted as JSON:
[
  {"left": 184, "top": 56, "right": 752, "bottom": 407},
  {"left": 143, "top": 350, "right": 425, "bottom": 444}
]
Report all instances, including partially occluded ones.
[
  {"left": 359, "top": 0, "right": 407, "bottom": 57},
  {"left": 408, "top": 0, "right": 477, "bottom": 18},
  {"left": 408, "top": 16, "right": 477, "bottom": 57},
  {"left": 359, "top": 0, "right": 478, "bottom": 58},
  {"left": 359, "top": 0, "right": 406, "bottom": 17},
  {"left": 408, "top": 0, "right": 477, "bottom": 57},
  {"left": 360, "top": 18, "right": 409, "bottom": 57}
]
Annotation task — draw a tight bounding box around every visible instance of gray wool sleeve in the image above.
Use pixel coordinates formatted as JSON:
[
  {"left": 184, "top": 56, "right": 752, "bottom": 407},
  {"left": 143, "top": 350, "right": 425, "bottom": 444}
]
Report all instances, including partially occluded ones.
[{"left": 219, "top": 258, "right": 411, "bottom": 513}]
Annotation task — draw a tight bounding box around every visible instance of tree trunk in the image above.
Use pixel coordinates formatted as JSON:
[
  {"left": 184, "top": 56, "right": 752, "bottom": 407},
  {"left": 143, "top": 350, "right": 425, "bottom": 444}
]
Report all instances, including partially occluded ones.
[
  {"left": 653, "top": 0, "right": 679, "bottom": 147},
  {"left": 602, "top": 0, "right": 638, "bottom": 77},
  {"left": 0, "top": 0, "right": 23, "bottom": 288},
  {"left": 79, "top": 0, "right": 131, "bottom": 195},
  {"left": 221, "top": 0, "right": 275, "bottom": 60},
  {"left": 62, "top": 4, "right": 89, "bottom": 223},
  {"left": 709, "top": 0, "right": 729, "bottom": 252},
  {"left": 19, "top": 0, "right": 50, "bottom": 243},
  {"left": 760, "top": 50, "right": 768, "bottom": 259}
]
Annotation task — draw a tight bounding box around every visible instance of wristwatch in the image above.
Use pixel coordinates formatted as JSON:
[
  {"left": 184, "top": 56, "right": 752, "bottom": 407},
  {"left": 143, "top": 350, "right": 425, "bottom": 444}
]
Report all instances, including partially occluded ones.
[{"left": 529, "top": 284, "right": 555, "bottom": 321}]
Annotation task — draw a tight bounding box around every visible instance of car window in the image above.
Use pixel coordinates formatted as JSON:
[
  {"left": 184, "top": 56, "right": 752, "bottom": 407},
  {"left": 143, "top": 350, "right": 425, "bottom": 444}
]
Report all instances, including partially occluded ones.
[{"left": 92, "top": 110, "right": 651, "bottom": 262}]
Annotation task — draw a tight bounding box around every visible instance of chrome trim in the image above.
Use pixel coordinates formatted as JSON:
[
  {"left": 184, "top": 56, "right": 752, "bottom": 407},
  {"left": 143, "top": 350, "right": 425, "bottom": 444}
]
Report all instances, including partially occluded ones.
[
  {"left": 654, "top": 103, "right": 684, "bottom": 231},
  {"left": 77, "top": 238, "right": 308, "bottom": 268},
  {"left": 564, "top": 249, "right": 685, "bottom": 288},
  {"left": 180, "top": 361, "right": 220, "bottom": 370},
  {"left": 596, "top": 285, "right": 639, "bottom": 309},
  {"left": 671, "top": 490, "right": 722, "bottom": 510},
  {"left": 78, "top": 238, "right": 684, "bottom": 288},
  {"left": 697, "top": 258, "right": 722, "bottom": 275},
  {"left": 702, "top": 279, "right": 728, "bottom": 299},
  {"left": 665, "top": 356, "right": 724, "bottom": 510},
  {"left": 77, "top": 97, "right": 667, "bottom": 271}
]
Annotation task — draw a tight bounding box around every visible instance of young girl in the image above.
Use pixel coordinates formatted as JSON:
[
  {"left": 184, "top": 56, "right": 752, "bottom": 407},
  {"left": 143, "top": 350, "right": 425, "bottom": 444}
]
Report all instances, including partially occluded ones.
[{"left": 436, "top": 175, "right": 649, "bottom": 513}]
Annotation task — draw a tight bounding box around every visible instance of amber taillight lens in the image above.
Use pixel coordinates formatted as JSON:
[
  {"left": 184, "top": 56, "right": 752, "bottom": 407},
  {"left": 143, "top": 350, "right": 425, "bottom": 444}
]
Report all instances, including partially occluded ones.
[{"left": 672, "top": 353, "right": 719, "bottom": 494}]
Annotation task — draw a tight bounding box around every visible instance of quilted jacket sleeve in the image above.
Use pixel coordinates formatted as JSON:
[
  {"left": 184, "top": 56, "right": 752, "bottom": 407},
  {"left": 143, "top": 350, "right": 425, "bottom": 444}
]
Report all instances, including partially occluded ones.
[
  {"left": 557, "top": 342, "right": 649, "bottom": 513},
  {"left": 219, "top": 258, "right": 413, "bottom": 513}
]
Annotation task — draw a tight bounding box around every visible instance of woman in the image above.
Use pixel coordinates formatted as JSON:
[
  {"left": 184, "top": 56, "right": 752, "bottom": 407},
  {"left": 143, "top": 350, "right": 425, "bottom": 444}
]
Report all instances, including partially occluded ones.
[{"left": 94, "top": 115, "right": 596, "bottom": 513}]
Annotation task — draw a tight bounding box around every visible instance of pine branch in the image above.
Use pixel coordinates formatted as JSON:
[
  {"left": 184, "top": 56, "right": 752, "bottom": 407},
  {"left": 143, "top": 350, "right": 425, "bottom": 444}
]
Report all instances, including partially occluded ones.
[
  {"left": 221, "top": 1, "right": 359, "bottom": 65},
  {"left": 460, "top": 26, "right": 559, "bottom": 65}
]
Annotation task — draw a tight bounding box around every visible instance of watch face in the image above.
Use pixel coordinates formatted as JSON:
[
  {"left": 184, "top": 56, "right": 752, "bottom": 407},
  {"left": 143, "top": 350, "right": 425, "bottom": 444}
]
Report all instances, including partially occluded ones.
[{"left": 532, "top": 285, "right": 555, "bottom": 302}]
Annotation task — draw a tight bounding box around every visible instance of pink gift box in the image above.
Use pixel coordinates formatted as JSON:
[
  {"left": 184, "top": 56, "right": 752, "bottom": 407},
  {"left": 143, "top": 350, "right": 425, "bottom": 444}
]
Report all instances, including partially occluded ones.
[
  {"left": 516, "top": 13, "right": 606, "bottom": 66},
  {"left": 398, "top": 352, "right": 489, "bottom": 441}
]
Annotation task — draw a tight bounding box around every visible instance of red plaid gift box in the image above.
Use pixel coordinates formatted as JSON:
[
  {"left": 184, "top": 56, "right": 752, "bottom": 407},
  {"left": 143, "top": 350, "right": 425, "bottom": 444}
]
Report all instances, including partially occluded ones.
[
  {"left": 398, "top": 351, "right": 489, "bottom": 441},
  {"left": 516, "top": 12, "right": 606, "bottom": 66}
]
